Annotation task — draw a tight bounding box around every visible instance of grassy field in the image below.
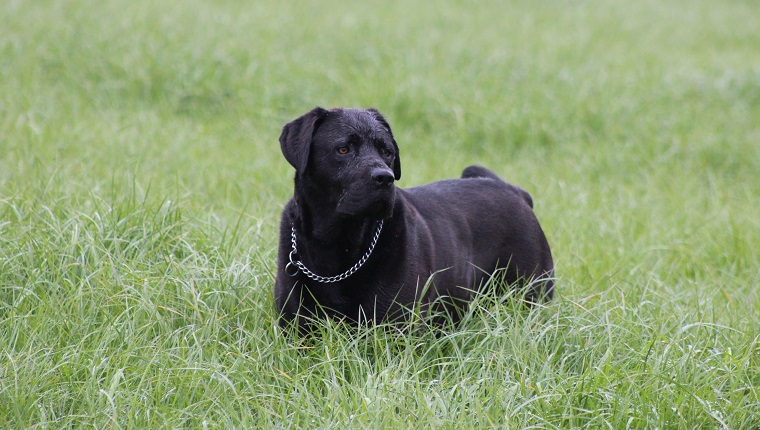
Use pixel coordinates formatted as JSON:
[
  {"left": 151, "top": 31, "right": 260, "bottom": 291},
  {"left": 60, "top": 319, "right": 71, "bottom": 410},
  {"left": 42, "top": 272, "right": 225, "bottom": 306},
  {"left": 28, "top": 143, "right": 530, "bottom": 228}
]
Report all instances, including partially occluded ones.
[{"left": 2, "top": 0, "right": 759, "bottom": 427}]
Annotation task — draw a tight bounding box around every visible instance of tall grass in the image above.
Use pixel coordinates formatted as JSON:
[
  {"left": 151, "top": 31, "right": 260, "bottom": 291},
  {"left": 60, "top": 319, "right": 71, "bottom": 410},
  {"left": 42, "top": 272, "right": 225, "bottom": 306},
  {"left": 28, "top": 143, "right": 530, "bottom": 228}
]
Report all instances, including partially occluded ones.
[{"left": 2, "top": 0, "right": 759, "bottom": 427}]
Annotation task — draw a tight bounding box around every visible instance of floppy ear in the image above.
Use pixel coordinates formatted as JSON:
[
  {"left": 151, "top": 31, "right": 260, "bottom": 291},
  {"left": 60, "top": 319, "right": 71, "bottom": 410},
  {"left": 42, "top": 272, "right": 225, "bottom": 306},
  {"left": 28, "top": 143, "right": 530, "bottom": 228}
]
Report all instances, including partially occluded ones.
[
  {"left": 367, "top": 108, "right": 401, "bottom": 180},
  {"left": 279, "top": 107, "right": 328, "bottom": 174}
]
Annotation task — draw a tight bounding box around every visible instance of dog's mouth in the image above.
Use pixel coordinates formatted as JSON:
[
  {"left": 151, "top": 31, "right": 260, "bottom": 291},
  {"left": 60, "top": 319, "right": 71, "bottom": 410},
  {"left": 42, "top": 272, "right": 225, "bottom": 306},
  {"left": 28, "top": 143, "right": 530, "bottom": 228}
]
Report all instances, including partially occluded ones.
[{"left": 336, "top": 186, "right": 395, "bottom": 219}]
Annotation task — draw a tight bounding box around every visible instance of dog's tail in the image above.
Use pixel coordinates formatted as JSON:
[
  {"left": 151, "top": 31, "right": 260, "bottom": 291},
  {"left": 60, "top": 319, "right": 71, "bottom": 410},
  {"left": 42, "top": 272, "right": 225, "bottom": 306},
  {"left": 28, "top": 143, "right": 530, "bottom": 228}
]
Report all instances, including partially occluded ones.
[
  {"left": 461, "top": 165, "right": 534, "bottom": 208},
  {"left": 461, "top": 165, "right": 501, "bottom": 181}
]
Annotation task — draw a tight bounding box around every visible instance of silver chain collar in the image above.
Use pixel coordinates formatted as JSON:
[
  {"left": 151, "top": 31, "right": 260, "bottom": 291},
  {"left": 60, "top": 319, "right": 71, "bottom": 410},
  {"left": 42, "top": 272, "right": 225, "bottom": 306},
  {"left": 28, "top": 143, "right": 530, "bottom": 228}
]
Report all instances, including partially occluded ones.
[{"left": 286, "top": 220, "right": 384, "bottom": 283}]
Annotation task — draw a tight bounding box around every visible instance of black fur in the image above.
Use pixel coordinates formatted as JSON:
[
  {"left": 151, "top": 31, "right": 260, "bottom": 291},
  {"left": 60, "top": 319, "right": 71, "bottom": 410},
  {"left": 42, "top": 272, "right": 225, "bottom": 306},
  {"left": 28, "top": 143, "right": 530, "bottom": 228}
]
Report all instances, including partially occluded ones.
[{"left": 275, "top": 107, "right": 554, "bottom": 332}]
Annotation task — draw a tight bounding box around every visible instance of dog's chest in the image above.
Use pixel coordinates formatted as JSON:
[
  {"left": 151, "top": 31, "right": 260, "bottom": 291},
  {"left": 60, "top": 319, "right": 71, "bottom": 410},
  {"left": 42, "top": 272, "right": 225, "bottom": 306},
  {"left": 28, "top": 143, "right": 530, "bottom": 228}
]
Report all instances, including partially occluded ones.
[{"left": 297, "top": 272, "right": 398, "bottom": 321}]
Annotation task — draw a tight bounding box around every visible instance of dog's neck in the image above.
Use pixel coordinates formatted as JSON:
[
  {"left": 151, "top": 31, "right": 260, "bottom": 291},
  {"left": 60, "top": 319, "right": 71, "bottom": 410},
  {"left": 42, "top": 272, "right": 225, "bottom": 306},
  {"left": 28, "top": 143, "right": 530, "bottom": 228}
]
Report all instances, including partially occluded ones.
[
  {"left": 293, "top": 200, "right": 377, "bottom": 242},
  {"left": 292, "top": 184, "right": 375, "bottom": 246}
]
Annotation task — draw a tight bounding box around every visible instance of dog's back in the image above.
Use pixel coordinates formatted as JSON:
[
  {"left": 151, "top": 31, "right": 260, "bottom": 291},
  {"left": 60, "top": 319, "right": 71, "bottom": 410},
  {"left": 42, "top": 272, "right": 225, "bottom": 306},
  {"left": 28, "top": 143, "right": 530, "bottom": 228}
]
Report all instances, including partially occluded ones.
[{"left": 462, "top": 165, "right": 534, "bottom": 208}]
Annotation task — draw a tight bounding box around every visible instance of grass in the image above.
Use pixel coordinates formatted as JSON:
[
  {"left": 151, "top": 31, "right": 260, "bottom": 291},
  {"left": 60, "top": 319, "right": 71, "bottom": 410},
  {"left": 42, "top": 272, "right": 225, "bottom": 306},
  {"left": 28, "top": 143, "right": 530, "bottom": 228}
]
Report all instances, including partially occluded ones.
[{"left": 1, "top": 0, "right": 759, "bottom": 427}]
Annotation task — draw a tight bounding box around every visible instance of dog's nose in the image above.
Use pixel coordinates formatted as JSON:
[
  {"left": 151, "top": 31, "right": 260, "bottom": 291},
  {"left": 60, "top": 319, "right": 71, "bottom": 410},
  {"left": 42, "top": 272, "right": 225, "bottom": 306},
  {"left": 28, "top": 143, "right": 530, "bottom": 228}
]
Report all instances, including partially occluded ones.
[{"left": 371, "top": 168, "right": 395, "bottom": 187}]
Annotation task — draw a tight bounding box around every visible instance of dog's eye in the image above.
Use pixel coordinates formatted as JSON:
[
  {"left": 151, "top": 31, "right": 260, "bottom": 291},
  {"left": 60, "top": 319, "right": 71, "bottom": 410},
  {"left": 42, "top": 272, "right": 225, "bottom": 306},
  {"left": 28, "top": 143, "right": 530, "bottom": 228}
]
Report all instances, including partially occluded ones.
[
  {"left": 381, "top": 149, "right": 392, "bottom": 157},
  {"left": 337, "top": 147, "right": 349, "bottom": 155}
]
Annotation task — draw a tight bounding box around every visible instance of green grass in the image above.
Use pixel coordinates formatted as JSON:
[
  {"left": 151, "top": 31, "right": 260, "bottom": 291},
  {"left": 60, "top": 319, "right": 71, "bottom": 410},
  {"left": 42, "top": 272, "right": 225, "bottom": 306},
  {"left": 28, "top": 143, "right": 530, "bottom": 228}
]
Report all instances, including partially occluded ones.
[{"left": 2, "top": 0, "right": 759, "bottom": 427}]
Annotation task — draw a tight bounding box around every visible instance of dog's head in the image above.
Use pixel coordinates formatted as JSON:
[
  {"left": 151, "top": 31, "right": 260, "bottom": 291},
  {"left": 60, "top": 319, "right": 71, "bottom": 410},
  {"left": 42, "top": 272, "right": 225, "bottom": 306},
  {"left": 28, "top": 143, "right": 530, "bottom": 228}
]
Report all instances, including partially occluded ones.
[{"left": 280, "top": 107, "right": 401, "bottom": 219}]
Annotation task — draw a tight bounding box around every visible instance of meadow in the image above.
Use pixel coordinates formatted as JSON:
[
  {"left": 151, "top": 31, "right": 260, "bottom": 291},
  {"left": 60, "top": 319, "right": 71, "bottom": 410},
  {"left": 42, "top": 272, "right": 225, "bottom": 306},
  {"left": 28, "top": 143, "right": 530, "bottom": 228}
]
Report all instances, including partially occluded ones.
[{"left": 1, "top": 0, "right": 759, "bottom": 427}]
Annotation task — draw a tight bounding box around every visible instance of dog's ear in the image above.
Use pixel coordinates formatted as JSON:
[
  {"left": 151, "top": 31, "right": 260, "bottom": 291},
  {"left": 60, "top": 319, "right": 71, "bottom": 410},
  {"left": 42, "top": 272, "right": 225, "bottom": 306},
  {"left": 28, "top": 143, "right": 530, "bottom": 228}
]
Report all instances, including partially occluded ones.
[
  {"left": 368, "top": 108, "right": 401, "bottom": 180},
  {"left": 279, "top": 107, "right": 328, "bottom": 175}
]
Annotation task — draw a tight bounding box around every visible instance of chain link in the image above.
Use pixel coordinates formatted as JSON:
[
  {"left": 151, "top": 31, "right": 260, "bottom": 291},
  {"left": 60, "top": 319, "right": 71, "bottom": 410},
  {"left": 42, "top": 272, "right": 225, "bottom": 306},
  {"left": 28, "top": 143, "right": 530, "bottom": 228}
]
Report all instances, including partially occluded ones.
[{"left": 286, "top": 220, "right": 384, "bottom": 283}]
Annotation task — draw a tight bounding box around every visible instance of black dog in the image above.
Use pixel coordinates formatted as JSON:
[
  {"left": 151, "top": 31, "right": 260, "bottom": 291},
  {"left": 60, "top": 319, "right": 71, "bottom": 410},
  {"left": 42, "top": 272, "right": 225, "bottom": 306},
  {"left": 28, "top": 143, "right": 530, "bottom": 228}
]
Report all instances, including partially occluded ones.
[{"left": 274, "top": 107, "right": 554, "bottom": 331}]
